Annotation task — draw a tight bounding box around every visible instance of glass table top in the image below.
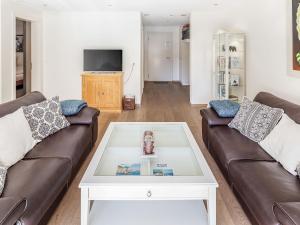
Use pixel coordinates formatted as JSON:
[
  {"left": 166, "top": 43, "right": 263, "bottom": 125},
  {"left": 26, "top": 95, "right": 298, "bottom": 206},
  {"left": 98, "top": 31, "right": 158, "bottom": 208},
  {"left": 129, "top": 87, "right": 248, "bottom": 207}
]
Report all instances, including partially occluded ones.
[{"left": 94, "top": 123, "right": 203, "bottom": 177}]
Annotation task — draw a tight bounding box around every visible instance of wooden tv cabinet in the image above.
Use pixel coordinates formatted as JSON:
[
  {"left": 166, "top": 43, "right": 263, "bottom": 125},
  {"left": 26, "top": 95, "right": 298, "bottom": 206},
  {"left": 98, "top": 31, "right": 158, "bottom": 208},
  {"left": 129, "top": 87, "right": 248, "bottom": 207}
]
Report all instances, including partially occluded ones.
[{"left": 82, "top": 72, "right": 123, "bottom": 113}]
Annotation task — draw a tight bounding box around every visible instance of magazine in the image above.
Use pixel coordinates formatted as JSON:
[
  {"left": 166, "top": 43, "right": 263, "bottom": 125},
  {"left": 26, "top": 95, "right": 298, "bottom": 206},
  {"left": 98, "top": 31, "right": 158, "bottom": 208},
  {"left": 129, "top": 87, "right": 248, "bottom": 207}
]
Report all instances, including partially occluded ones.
[
  {"left": 153, "top": 164, "right": 174, "bottom": 176},
  {"left": 116, "top": 163, "right": 141, "bottom": 176}
]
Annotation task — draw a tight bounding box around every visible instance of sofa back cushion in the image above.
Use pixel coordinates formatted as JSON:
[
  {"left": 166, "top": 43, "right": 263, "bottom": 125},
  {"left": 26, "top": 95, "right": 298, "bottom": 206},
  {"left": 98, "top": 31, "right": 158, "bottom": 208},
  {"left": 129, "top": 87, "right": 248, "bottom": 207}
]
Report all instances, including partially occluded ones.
[
  {"left": 0, "top": 92, "right": 46, "bottom": 118},
  {"left": 254, "top": 92, "right": 300, "bottom": 123}
]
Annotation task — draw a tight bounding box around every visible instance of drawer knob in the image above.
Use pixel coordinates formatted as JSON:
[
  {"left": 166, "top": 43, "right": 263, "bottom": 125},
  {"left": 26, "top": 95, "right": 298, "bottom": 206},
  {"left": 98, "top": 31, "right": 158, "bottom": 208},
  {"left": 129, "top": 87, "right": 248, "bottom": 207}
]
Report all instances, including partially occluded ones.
[{"left": 147, "top": 190, "right": 152, "bottom": 198}]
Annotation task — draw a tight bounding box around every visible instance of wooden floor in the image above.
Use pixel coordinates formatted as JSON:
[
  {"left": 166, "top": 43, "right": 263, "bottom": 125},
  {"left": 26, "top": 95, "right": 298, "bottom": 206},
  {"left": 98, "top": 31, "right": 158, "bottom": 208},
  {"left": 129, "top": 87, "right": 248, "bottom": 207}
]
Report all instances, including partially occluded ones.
[{"left": 47, "top": 82, "right": 251, "bottom": 225}]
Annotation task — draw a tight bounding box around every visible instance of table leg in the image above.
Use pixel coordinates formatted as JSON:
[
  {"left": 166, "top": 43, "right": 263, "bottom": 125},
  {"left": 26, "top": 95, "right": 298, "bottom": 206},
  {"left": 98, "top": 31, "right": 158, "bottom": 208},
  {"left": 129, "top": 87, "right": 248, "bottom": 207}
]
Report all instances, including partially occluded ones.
[
  {"left": 81, "top": 188, "right": 90, "bottom": 225},
  {"left": 208, "top": 187, "right": 216, "bottom": 225}
]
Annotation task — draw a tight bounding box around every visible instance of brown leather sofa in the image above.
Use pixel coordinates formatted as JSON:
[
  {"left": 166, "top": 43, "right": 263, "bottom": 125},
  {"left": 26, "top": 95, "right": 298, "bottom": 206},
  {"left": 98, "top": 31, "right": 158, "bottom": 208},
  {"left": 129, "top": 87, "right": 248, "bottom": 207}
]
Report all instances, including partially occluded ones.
[
  {"left": 0, "top": 92, "right": 99, "bottom": 225},
  {"left": 201, "top": 92, "right": 300, "bottom": 225}
]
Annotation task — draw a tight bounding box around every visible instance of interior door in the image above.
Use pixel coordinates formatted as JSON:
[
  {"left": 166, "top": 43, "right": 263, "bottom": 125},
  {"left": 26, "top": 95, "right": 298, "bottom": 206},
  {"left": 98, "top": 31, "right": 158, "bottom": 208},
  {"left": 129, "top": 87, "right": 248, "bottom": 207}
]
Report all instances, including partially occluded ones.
[{"left": 147, "top": 32, "right": 173, "bottom": 81}]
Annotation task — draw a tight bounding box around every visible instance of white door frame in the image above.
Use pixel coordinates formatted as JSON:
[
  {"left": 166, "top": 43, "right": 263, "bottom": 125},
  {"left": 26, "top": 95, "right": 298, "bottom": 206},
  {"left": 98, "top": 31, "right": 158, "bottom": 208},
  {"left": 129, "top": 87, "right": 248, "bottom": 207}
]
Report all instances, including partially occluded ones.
[
  {"left": 1, "top": 0, "right": 43, "bottom": 102},
  {"left": 12, "top": 14, "right": 43, "bottom": 99}
]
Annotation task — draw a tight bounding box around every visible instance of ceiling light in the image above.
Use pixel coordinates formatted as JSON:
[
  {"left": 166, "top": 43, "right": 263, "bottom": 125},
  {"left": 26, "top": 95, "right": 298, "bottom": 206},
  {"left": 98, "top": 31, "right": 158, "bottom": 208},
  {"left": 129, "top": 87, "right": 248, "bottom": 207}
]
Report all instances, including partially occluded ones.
[
  {"left": 181, "top": 14, "right": 187, "bottom": 17},
  {"left": 42, "top": 0, "right": 48, "bottom": 7},
  {"left": 213, "top": 3, "right": 219, "bottom": 6},
  {"left": 144, "top": 14, "right": 150, "bottom": 16},
  {"left": 169, "top": 14, "right": 174, "bottom": 17}
]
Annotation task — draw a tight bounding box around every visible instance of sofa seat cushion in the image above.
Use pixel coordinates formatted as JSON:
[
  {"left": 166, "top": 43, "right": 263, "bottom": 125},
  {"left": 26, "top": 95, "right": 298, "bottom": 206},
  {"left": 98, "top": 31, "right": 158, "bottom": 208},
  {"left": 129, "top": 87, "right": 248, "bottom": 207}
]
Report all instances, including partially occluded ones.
[
  {"left": 273, "top": 202, "right": 300, "bottom": 225},
  {"left": 25, "top": 125, "right": 92, "bottom": 173},
  {"left": 2, "top": 158, "right": 71, "bottom": 225},
  {"left": 229, "top": 161, "right": 300, "bottom": 225},
  {"left": 0, "top": 196, "right": 26, "bottom": 225},
  {"left": 208, "top": 126, "right": 274, "bottom": 173}
]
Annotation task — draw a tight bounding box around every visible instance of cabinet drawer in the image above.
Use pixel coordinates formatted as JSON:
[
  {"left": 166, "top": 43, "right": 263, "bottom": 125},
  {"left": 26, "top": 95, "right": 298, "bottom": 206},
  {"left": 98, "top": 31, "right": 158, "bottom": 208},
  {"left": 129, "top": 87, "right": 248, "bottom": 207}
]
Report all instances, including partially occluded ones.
[{"left": 89, "top": 186, "right": 209, "bottom": 200}]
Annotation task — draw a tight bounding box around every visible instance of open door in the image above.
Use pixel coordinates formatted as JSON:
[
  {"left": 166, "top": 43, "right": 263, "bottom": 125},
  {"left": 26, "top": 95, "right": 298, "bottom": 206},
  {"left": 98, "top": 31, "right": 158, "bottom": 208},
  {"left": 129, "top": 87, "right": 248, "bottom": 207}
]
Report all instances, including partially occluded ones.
[{"left": 16, "top": 19, "right": 31, "bottom": 98}]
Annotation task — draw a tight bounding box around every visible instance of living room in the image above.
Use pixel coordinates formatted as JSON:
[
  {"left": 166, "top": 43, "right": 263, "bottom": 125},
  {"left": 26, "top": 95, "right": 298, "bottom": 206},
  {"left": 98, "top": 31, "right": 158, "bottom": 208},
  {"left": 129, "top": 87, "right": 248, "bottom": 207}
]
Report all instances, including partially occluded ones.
[{"left": 0, "top": 0, "right": 300, "bottom": 225}]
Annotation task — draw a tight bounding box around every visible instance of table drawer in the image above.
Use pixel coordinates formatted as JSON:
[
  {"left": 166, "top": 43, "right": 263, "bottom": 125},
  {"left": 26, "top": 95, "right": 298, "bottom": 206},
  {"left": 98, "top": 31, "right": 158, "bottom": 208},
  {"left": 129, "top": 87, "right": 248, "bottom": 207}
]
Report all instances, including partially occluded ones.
[{"left": 89, "top": 186, "right": 209, "bottom": 200}]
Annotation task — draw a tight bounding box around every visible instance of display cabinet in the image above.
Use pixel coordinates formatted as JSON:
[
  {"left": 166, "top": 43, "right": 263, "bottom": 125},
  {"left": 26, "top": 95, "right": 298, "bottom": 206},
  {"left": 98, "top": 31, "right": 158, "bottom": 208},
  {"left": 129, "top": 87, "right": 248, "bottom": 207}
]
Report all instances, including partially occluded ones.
[{"left": 212, "top": 32, "right": 245, "bottom": 102}]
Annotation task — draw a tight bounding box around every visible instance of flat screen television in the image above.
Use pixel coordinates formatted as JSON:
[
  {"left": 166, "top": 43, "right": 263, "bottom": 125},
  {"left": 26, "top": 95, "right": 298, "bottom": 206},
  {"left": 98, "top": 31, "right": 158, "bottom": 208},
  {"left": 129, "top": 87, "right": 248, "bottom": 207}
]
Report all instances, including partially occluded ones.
[{"left": 83, "top": 49, "right": 122, "bottom": 72}]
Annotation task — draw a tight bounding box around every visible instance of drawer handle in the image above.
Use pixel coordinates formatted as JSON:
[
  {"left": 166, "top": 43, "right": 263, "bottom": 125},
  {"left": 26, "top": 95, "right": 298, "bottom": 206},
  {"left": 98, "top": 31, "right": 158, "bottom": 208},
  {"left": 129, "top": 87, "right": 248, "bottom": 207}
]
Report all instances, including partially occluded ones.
[{"left": 147, "top": 190, "right": 152, "bottom": 198}]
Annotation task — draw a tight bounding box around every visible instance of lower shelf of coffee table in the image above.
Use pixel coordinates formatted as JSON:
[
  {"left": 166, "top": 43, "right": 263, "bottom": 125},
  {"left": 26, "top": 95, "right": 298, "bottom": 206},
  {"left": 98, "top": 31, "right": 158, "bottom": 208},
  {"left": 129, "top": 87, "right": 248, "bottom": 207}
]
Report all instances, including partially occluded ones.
[{"left": 89, "top": 200, "right": 208, "bottom": 225}]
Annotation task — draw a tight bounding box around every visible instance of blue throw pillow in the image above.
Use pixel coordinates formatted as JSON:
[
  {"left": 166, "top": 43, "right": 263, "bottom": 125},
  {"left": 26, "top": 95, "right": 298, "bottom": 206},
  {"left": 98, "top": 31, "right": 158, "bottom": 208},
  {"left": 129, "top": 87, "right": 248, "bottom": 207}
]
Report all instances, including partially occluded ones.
[
  {"left": 60, "top": 100, "right": 87, "bottom": 116},
  {"left": 209, "top": 100, "right": 240, "bottom": 118}
]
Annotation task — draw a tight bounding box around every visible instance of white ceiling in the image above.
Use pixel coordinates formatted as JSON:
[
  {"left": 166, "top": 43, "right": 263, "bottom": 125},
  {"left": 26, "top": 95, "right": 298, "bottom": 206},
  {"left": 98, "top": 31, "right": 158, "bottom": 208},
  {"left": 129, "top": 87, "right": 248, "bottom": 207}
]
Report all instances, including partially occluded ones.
[
  {"left": 143, "top": 14, "right": 189, "bottom": 26},
  {"left": 12, "top": 0, "right": 229, "bottom": 25}
]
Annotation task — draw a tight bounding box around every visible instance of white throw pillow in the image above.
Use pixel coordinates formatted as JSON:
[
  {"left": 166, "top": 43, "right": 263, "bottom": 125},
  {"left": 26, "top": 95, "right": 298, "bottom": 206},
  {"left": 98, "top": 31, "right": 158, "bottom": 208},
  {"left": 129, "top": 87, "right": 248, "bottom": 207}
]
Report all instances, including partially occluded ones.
[
  {"left": 0, "top": 166, "right": 7, "bottom": 196},
  {"left": 0, "top": 108, "right": 36, "bottom": 167},
  {"left": 259, "top": 114, "right": 300, "bottom": 175}
]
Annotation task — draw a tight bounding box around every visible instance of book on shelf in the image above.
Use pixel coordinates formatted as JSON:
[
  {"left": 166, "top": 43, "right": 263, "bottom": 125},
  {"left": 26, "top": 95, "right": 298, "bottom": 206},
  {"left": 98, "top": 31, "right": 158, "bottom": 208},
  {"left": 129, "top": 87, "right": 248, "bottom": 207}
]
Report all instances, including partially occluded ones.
[
  {"left": 218, "top": 72, "right": 225, "bottom": 84},
  {"left": 219, "top": 84, "right": 226, "bottom": 98},
  {"left": 116, "top": 163, "right": 141, "bottom": 176},
  {"left": 218, "top": 56, "right": 226, "bottom": 71},
  {"left": 229, "top": 95, "right": 239, "bottom": 102}
]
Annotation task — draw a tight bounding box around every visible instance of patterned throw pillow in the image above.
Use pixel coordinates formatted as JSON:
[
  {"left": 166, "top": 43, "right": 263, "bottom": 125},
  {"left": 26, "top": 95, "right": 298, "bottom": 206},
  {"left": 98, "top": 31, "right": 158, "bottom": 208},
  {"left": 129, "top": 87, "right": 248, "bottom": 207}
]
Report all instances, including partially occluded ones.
[
  {"left": 22, "top": 96, "right": 70, "bottom": 142},
  {"left": 228, "top": 97, "right": 284, "bottom": 142},
  {"left": 296, "top": 164, "right": 300, "bottom": 177},
  {"left": 0, "top": 166, "right": 7, "bottom": 196}
]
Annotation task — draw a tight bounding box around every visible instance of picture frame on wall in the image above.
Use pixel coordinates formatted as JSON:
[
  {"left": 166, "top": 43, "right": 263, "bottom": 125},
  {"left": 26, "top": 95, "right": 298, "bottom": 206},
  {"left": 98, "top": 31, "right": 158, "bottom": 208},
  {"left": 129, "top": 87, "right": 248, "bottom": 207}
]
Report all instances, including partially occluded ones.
[
  {"left": 16, "top": 35, "right": 24, "bottom": 52},
  {"left": 287, "top": 0, "right": 300, "bottom": 77}
]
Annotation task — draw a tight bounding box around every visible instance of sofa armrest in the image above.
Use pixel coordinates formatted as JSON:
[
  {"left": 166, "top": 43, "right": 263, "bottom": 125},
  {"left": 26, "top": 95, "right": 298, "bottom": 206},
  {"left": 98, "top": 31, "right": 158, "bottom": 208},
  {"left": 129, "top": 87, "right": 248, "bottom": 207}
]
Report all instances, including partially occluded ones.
[
  {"left": 273, "top": 202, "right": 300, "bottom": 225},
  {"left": 200, "top": 108, "right": 233, "bottom": 126},
  {"left": 66, "top": 107, "right": 100, "bottom": 125},
  {"left": 0, "top": 197, "right": 26, "bottom": 225}
]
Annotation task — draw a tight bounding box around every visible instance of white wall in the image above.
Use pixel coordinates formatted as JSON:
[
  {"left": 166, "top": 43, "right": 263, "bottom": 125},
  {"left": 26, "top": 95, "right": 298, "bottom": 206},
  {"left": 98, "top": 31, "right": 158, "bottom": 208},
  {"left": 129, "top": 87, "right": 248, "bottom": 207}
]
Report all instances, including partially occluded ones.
[
  {"left": 0, "top": 2, "right": 2, "bottom": 102},
  {"left": 144, "top": 26, "right": 180, "bottom": 81},
  {"left": 43, "top": 12, "right": 142, "bottom": 104},
  {"left": 140, "top": 25, "right": 145, "bottom": 97},
  {"left": 190, "top": 0, "right": 300, "bottom": 105},
  {"left": 1, "top": 0, "right": 43, "bottom": 103}
]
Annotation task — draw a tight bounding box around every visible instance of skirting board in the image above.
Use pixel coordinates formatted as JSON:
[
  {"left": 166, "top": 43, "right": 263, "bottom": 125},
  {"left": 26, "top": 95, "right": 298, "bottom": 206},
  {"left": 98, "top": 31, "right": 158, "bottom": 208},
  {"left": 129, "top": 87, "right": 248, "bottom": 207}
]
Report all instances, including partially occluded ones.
[{"left": 89, "top": 200, "right": 208, "bottom": 225}]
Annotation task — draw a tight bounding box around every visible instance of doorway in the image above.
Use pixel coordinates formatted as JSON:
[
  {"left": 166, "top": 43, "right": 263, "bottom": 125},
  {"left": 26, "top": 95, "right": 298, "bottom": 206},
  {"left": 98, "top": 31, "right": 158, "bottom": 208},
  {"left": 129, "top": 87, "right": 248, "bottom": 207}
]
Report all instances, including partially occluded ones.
[
  {"left": 16, "top": 19, "right": 31, "bottom": 98},
  {"left": 146, "top": 32, "right": 173, "bottom": 81}
]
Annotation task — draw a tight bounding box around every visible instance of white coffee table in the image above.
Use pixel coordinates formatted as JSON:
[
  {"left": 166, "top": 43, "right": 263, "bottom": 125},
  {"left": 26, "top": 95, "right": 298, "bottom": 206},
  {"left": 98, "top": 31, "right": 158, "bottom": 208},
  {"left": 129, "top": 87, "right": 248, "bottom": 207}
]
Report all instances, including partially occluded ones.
[{"left": 79, "top": 122, "right": 218, "bottom": 225}]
